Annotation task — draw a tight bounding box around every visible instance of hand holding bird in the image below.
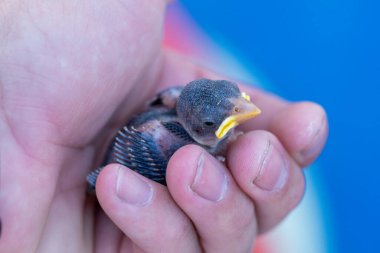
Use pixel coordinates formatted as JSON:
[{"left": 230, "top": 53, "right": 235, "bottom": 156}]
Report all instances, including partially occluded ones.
[
  {"left": 87, "top": 79, "right": 261, "bottom": 188},
  {"left": 0, "top": 1, "right": 328, "bottom": 252}
]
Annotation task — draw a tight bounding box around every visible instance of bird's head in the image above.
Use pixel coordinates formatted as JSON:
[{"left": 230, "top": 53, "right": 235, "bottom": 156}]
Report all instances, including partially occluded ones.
[{"left": 176, "top": 79, "right": 261, "bottom": 147}]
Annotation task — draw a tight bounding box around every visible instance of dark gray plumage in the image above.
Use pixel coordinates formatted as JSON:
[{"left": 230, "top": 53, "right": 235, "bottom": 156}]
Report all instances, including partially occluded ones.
[
  {"left": 86, "top": 79, "right": 261, "bottom": 189},
  {"left": 176, "top": 79, "right": 241, "bottom": 149}
]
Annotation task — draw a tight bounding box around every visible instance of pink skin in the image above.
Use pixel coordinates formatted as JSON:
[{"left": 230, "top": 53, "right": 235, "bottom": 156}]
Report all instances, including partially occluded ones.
[{"left": 0, "top": 1, "right": 328, "bottom": 253}]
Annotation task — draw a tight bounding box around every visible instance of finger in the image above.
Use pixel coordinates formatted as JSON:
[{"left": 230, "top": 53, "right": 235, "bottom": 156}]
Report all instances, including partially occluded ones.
[
  {"left": 94, "top": 209, "right": 124, "bottom": 253},
  {"left": 227, "top": 130, "right": 305, "bottom": 233},
  {"left": 95, "top": 164, "right": 201, "bottom": 253},
  {"left": 167, "top": 145, "right": 257, "bottom": 253},
  {"left": 268, "top": 101, "right": 328, "bottom": 167}
]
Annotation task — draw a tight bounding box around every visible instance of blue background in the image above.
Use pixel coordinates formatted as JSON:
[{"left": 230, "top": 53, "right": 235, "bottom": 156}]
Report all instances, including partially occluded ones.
[{"left": 180, "top": 1, "right": 380, "bottom": 252}]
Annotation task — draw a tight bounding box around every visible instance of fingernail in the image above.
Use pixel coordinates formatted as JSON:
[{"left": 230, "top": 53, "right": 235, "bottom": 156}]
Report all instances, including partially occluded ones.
[
  {"left": 253, "top": 140, "right": 288, "bottom": 191},
  {"left": 115, "top": 167, "right": 153, "bottom": 205},
  {"left": 190, "top": 152, "right": 228, "bottom": 202},
  {"left": 296, "top": 116, "right": 328, "bottom": 164}
]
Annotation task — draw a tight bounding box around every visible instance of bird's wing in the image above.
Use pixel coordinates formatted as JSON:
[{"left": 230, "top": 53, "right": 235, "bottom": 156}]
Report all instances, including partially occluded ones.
[
  {"left": 148, "top": 86, "right": 183, "bottom": 109},
  {"left": 86, "top": 166, "right": 103, "bottom": 192},
  {"left": 106, "top": 125, "right": 168, "bottom": 185},
  {"left": 161, "top": 121, "right": 196, "bottom": 143}
]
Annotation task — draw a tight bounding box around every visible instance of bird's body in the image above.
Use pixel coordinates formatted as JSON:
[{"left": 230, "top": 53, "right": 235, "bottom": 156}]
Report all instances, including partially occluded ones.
[
  {"left": 87, "top": 79, "right": 261, "bottom": 189},
  {"left": 103, "top": 107, "right": 195, "bottom": 185}
]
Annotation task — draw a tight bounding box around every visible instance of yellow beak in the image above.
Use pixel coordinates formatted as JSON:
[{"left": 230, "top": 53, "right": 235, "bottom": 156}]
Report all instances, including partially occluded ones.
[{"left": 215, "top": 92, "right": 261, "bottom": 139}]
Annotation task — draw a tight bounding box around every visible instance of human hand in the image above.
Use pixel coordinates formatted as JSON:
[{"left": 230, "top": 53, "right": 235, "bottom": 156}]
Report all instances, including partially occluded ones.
[{"left": 0, "top": 1, "right": 328, "bottom": 253}]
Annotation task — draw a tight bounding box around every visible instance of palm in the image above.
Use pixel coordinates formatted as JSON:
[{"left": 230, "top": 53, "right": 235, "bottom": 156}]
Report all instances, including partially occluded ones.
[
  {"left": 1, "top": 1, "right": 166, "bottom": 252},
  {"left": 1, "top": 1, "right": 328, "bottom": 253}
]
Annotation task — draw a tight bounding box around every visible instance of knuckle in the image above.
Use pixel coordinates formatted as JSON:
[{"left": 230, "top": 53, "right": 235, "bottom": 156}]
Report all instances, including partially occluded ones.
[
  {"left": 166, "top": 217, "right": 195, "bottom": 242},
  {"left": 219, "top": 199, "right": 256, "bottom": 236}
]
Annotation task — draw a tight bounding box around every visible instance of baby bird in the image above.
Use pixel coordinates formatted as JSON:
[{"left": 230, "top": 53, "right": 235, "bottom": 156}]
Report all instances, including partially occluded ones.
[{"left": 86, "top": 79, "right": 261, "bottom": 189}]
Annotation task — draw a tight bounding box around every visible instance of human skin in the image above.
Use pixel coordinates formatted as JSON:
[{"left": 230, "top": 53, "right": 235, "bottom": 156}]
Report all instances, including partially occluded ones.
[{"left": 0, "top": 1, "right": 328, "bottom": 253}]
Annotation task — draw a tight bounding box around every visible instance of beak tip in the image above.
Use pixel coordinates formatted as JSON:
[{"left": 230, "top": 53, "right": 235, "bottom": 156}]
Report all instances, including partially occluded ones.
[
  {"left": 256, "top": 107, "right": 262, "bottom": 116},
  {"left": 214, "top": 98, "right": 261, "bottom": 140}
]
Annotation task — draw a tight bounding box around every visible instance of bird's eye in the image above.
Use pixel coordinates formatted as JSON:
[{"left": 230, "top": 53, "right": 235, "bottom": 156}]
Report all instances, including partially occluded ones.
[
  {"left": 204, "top": 121, "right": 215, "bottom": 127},
  {"left": 234, "top": 106, "right": 241, "bottom": 113}
]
